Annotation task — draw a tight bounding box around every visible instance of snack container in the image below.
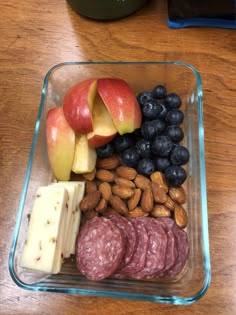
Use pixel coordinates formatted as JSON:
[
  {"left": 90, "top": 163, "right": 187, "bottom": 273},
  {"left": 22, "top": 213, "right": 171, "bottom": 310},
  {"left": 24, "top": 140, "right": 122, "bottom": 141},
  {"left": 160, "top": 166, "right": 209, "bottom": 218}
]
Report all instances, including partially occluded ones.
[{"left": 9, "top": 62, "right": 211, "bottom": 304}]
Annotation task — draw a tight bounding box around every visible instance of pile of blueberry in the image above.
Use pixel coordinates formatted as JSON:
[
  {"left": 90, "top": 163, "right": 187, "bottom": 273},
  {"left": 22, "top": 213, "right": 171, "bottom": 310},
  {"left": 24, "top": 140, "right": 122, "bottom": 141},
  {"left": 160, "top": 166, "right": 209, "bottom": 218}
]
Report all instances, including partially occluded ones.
[{"left": 96, "top": 85, "right": 190, "bottom": 187}]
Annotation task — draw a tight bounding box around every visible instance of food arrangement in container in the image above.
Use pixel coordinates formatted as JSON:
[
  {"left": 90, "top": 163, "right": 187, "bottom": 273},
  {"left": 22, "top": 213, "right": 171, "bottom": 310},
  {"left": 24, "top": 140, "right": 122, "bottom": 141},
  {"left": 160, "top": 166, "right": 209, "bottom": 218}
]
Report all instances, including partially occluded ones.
[{"left": 9, "top": 62, "right": 211, "bottom": 304}]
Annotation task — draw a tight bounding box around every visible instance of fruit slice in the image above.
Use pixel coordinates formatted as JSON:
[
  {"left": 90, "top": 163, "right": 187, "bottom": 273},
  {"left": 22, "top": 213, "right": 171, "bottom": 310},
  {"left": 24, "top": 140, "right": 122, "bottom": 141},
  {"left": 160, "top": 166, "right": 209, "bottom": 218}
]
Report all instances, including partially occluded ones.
[
  {"left": 97, "top": 78, "right": 142, "bottom": 135},
  {"left": 87, "top": 94, "right": 117, "bottom": 148},
  {"left": 72, "top": 134, "right": 97, "bottom": 174},
  {"left": 63, "top": 78, "right": 97, "bottom": 134},
  {"left": 46, "top": 106, "right": 75, "bottom": 181}
]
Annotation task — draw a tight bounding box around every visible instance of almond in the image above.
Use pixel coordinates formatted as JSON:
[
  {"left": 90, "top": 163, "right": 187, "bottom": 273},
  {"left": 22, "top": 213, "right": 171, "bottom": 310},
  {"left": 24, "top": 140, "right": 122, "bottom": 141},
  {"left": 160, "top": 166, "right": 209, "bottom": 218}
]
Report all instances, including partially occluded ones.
[
  {"left": 112, "top": 185, "right": 134, "bottom": 199},
  {"left": 134, "top": 175, "right": 151, "bottom": 191},
  {"left": 82, "top": 168, "right": 96, "bottom": 181},
  {"left": 85, "top": 180, "right": 97, "bottom": 194},
  {"left": 98, "top": 182, "right": 112, "bottom": 201},
  {"left": 169, "top": 186, "right": 186, "bottom": 204},
  {"left": 127, "top": 206, "right": 149, "bottom": 218},
  {"left": 96, "top": 169, "right": 115, "bottom": 182},
  {"left": 96, "top": 155, "right": 121, "bottom": 170},
  {"left": 141, "top": 186, "right": 153, "bottom": 213},
  {"left": 151, "top": 205, "right": 171, "bottom": 218},
  {"left": 116, "top": 166, "right": 137, "bottom": 180},
  {"left": 103, "top": 207, "right": 118, "bottom": 216},
  {"left": 109, "top": 195, "right": 128, "bottom": 215},
  {"left": 151, "top": 182, "right": 168, "bottom": 204},
  {"left": 79, "top": 190, "right": 101, "bottom": 212},
  {"left": 95, "top": 198, "right": 107, "bottom": 213},
  {"left": 164, "top": 196, "right": 176, "bottom": 210},
  {"left": 128, "top": 188, "right": 142, "bottom": 211},
  {"left": 150, "top": 171, "right": 168, "bottom": 193},
  {"left": 84, "top": 209, "right": 98, "bottom": 220},
  {"left": 174, "top": 204, "right": 188, "bottom": 229},
  {"left": 114, "top": 177, "right": 135, "bottom": 188}
]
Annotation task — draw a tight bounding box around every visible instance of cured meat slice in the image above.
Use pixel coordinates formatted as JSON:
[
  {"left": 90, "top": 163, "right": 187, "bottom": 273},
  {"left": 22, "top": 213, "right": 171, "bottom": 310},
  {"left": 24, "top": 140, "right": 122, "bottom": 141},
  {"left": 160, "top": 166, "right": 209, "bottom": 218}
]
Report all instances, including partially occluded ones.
[
  {"left": 76, "top": 217, "right": 125, "bottom": 281},
  {"left": 108, "top": 214, "right": 137, "bottom": 267}
]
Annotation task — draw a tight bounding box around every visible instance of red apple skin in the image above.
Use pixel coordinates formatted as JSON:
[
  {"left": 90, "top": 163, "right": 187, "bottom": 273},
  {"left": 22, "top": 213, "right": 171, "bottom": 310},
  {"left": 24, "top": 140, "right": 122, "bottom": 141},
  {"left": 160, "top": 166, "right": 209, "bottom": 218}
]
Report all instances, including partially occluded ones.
[
  {"left": 46, "top": 106, "right": 75, "bottom": 180},
  {"left": 97, "top": 78, "right": 142, "bottom": 135},
  {"left": 63, "top": 78, "right": 97, "bottom": 134},
  {"left": 88, "top": 133, "right": 116, "bottom": 148}
]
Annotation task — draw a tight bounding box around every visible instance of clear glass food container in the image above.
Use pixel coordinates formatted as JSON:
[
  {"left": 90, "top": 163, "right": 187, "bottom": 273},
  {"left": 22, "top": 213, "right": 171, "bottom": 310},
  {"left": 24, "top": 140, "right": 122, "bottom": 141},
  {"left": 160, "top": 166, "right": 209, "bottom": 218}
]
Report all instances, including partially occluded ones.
[{"left": 8, "top": 62, "right": 211, "bottom": 304}]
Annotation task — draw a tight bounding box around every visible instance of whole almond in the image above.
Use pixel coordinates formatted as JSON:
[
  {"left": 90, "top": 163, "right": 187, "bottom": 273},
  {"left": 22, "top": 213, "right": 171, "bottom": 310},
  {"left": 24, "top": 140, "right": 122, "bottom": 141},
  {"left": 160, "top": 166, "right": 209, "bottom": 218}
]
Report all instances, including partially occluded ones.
[
  {"left": 127, "top": 206, "right": 149, "bottom": 218},
  {"left": 151, "top": 205, "right": 171, "bottom": 218},
  {"left": 151, "top": 182, "right": 168, "bottom": 204},
  {"left": 98, "top": 182, "right": 112, "bottom": 201},
  {"left": 164, "top": 196, "right": 176, "bottom": 210},
  {"left": 134, "top": 175, "right": 151, "bottom": 191},
  {"left": 95, "top": 198, "right": 107, "bottom": 213},
  {"left": 114, "top": 177, "right": 135, "bottom": 188},
  {"left": 112, "top": 185, "right": 134, "bottom": 199},
  {"left": 128, "top": 188, "right": 142, "bottom": 211},
  {"left": 174, "top": 204, "right": 188, "bottom": 229},
  {"left": 116, "top": 166, "right": 137, "bottom": 180},
  {"left": 96, "top": 155, "right": 121, "bottom": 170},
  {"left": 169, "top": 186, "right": 186, "bottom": 204},
  {"left": 141, "top": 186, "right": 153, "bottom": 213},
  {"left": 79, "top": 190, "right": 101, "bottom": 212},
  {"left": 150, "top": 172, "right": 168, "bottom": 193},
  {"left": 84, "top": 209, "right": 98, "bottom": 220},
  {"left": 109, "top": 195, "right": 128, "bottom": 215},
  {"left": 82, "top": 168, "right": 96, "bottom": 181},
  {"left": 96, "top": 169, "right": 115, "bottom": 182},
  {"left": 85, "top": 180, "right": 97, "bottom": 194},
  {"left": 103, "top": 207, "right": 118, "bottom": 216}
]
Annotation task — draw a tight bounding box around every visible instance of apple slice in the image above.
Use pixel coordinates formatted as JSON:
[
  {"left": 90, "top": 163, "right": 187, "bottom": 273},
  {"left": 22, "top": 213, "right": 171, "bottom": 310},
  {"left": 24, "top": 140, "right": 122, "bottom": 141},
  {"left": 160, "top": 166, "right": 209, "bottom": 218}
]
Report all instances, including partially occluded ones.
[
  {"left": 87, "top": 94, "right": 117, "bottom": 148},
  {"left": 72, "top": 134, "right": 97, "bottom": 174},
  {"left": 63, "top": 78, "right": 97, "bottom": 134},
  {"left": 97, "top": 78, "right": 142, "bottom": 135},
  {"left": 46, "top": 106, "right": 75, "bottom": 181}
]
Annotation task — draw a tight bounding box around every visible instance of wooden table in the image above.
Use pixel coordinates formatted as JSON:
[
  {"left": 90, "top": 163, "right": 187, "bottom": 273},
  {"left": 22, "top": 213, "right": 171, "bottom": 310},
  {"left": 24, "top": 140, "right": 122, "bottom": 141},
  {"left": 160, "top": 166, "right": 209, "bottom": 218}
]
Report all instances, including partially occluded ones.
[{"left": 1, "top": 0, "right": 236, "bottom": 314}]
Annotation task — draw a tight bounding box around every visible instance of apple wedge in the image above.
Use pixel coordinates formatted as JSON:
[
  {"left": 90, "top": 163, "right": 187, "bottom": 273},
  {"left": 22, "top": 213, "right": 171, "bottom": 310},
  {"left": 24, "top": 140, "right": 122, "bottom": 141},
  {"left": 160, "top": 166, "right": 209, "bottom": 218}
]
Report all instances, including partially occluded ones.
[
  {"left": 72, "top": 134, "right": 97, "bottom": 174},
  {"left": 46, "top": 106, "right": 75, "bottom": 181},
  {"left": 63, "top": 78, "right": 97, "bottom": 134},
  {"left": 97, "top": 78, "right": 142, "bottom": 135},
  {"left": 87, "top": 94, "right": 117, "bottom": 148}
]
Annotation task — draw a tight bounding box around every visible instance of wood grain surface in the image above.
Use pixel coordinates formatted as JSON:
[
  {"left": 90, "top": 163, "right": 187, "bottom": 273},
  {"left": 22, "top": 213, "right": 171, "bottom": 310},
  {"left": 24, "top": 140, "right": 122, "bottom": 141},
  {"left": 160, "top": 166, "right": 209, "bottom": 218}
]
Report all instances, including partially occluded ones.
[{"left": 1, "top": 0, "right": 236, "bottom": 314}]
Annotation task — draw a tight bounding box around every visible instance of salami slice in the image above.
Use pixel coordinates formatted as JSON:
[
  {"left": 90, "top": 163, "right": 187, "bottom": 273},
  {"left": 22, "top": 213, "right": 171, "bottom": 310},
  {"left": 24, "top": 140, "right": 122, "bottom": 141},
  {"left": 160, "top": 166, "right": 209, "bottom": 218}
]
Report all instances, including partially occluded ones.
[
  {"left": 108, "top": 214, "right": 137, "bottom": 267},
  {"left": 76, "top": 217, "right": 125, "bottom": 281}
]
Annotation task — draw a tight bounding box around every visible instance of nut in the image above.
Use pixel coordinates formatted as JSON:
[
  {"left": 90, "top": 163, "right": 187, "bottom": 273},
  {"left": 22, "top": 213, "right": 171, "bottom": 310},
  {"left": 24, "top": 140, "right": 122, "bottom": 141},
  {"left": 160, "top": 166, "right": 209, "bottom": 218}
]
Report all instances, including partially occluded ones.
[
  {"left": 134, "top": 175, "right": 151, "bottom": 191},
  {"left": 169, "top": 186, "right": 186, "bottom": 204},
  {"left": 174, "top": 204, "right": 188, "bottom": 229},
  {"left": 164, "top": 196, "right": 176, "bottom": 210},
  {"left": 116, "top": 166, "right": 137, "bottom": 180},
  {"left": 127, "top": 207, "right": 149, "bottom": 218},
  {"left": 96, "top": 169, "right": 115, "bottom": 182},
  {"left": 150, "top": 172, "right": 168, "bottom": 193},
  {"left": 85, "top": 180, "right": 97, "bottom": 194},
  {"left": 151, "top": 182, "right": 168, "bottom": 204},
  {"left": 79, "top": 190, "right": 101, "bottom": 212},
  {"left": 109, "top": 195, "right": 128, "bottom": 215},
  {"left": 128, "top": 188, "right": 142, "bottom": 211},
  {"left": 103, "top": 207, "right": 118, "bottom": 216},
  {"left": 82, "top": 168, "right": 96, "bottom": 181},
  {"left": 96, "top": 155, "right": 121, "bottom": 170},
  {"left": 114, "top": 177, "right": 135, "bottom": 188},
  {"left": 98, "top": 182, "right": 112, "bottom": 201},
  {"left": 141, "top": 186, "right": 153, "bottom": 213},
  {"left": 95, "top": 198, "right": 107, "bottom": 213},
  {"left": 84, "top": 209, "right": 98, "bottom": 220},
  {"left": 112, "top": 185, "right": 134, "bottom": 199},
  {"left": 150, "top": 205, "right": 171, "bottom": 218}
]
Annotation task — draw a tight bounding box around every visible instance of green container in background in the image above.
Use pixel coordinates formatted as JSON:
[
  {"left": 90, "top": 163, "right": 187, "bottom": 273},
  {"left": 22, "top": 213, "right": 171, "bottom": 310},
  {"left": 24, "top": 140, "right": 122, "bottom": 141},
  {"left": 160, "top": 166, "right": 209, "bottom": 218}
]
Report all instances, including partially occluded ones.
[{"left": 66, "top": 0, "right": 148, "bottom": 20}]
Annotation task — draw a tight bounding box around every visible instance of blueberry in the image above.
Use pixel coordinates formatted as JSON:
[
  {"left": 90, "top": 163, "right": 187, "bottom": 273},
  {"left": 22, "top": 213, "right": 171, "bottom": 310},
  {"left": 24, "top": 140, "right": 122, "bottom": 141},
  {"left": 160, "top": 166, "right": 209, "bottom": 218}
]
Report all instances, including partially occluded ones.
[
  {"left": 133, "top": 128, "right": 142, "bottom": 140},
  {"left": 165, "top": 109, "right": 184, "bottom": 125},
  {"left": 141, "top": 99, "right": 162, "bottom": 120},
  {"left": 157, "top": 103, "right": 168, "bottom": 120},
  {"left": 152, "top": 135, "right": 174, "bottom": 157},
  {"left": 165, "top": 93, "right": 182, "bottom": 109},
  {"left": 170, "top": 145, "right": 189, "bottom": 165},
  {"left": 141, "top": 120, "right": 165, "bottom": 140},
  {"left": 165, "top": 165, "right": 187, "bottom": 187},
  {"left": 155, "top": 158, "right": 171, "bottom": 172},
  {"left": 135, "top": 139, "right": 152, "bottom": 158},
  {"left": 96, "top": 143, "right": 113, "bottom": 158},
  {"left": 152, "top": 84, "right": 167, "bottom": 99},
  {"left": 137, "top": 91, "right": 152, "bottom": 107},
  {"left": 114, "top": 134, "right": 133, "bottom": 153},
  {"left": 122, "top": 148, "right": 140, "bottom": 168},
  {"left": 165, "top": 125, "right": 184, "bottom": 143},
  {"left": 137, "top": 159, "right": 155, "bottom": 177}
]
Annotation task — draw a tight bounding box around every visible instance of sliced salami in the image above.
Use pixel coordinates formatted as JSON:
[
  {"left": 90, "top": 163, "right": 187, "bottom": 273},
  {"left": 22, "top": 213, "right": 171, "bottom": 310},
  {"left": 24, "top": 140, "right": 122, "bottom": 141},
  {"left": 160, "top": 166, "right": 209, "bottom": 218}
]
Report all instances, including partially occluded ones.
[{"left": 76, "top": 217, "right": 125, "bottom": 281}]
